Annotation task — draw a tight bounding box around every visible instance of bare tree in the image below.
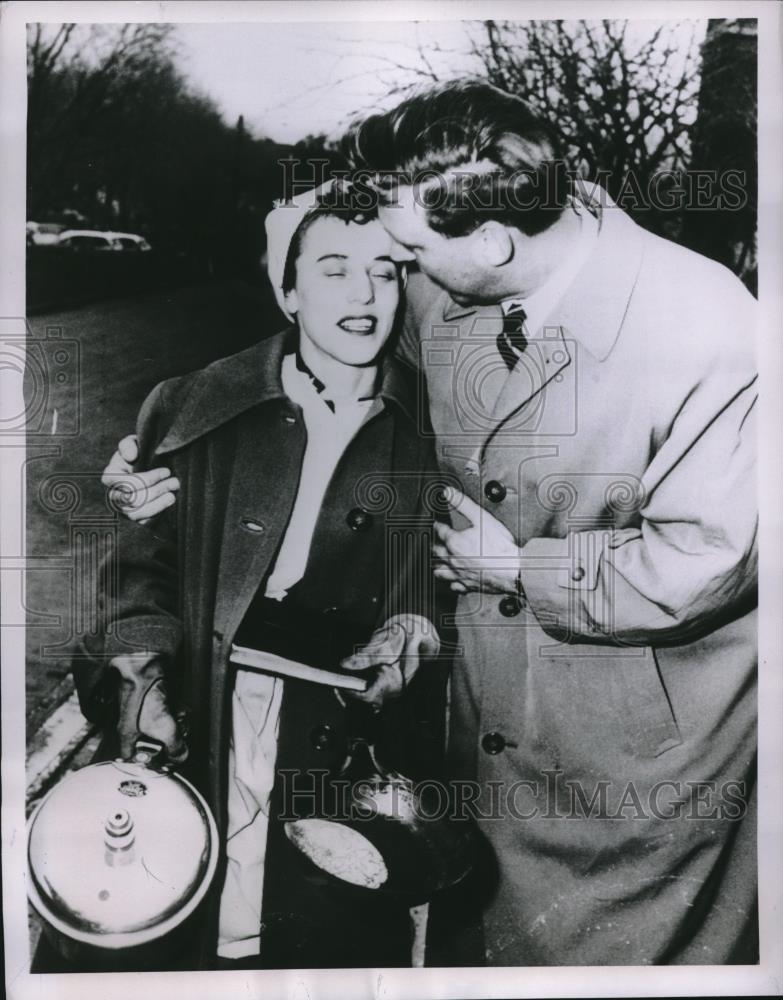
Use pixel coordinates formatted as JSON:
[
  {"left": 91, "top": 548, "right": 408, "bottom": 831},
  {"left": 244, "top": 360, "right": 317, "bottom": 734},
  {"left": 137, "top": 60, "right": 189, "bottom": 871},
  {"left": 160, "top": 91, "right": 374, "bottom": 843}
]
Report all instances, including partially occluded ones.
[
  {"left": 682, "top": 19, "right": 757, "bottom": 292},
  {"left": 472, "top": 21, "right": 700, "bottom": 190},
  {"left": 27, "top": 23, "right": 177, "bottom": 217},
  {"left": 354, "top": 19, "right": 701, "bottom": 206}
]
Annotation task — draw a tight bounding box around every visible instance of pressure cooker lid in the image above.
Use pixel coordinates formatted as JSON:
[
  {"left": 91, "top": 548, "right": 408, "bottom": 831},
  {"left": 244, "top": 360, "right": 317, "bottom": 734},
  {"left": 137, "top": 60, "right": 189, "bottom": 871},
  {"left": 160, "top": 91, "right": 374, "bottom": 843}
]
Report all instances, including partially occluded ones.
[{"left": 28, "top": 759, "right": 218, "bottom": 943}]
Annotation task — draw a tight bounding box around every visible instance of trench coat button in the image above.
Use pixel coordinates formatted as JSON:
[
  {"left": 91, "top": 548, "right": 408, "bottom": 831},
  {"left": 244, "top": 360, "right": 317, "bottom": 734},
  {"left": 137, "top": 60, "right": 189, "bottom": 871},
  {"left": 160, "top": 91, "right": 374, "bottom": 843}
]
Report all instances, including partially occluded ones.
[
  {"left": 481, "top": 731, "right": 507, "bottom": 755},
  {"left": 484, "top": 480, "right": 507, "bottom": 503},
  {"left": 310, "top": 724, "right": 333, "bottom": 751},
  {"left": 346, "top": 507, "right": 373, "bottom": 532},
  {"left": 241, "top": 518, "right": 265, "bottom": 533},
  {"left": 498, "top": 595, "right": 522, "bottom": 617},
  {"left": 571, "top": 565, "right": 586, "bottom": 582}
]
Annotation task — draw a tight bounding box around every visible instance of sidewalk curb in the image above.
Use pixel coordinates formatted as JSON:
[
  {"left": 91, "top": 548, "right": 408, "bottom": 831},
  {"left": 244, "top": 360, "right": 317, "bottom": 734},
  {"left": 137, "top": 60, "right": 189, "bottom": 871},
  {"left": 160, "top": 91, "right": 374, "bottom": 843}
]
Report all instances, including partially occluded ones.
[{"left": 26, "top": 690, "right": 94, "bottom": 809}]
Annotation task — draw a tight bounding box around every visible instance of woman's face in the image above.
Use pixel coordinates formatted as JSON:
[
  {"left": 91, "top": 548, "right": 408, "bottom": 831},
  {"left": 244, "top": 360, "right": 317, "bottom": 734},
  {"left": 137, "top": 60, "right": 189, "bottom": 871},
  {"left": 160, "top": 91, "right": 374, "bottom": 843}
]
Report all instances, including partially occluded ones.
[{"left": 284, "top": 216, "right": 402, "bottom": 368}]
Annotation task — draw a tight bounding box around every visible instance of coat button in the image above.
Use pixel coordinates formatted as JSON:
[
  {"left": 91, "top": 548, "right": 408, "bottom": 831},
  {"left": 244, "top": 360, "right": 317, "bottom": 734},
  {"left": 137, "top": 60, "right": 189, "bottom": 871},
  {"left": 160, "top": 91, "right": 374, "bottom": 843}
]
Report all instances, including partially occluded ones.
[
  {"left": 310, "top": 724, "right": 334, "bottom": 751},
  {"left": 241, "top": 518, "right": 265, "bottom": 533},
  {"left": 498, "top": 595, "right": 522, "bottom": 617},
  {"left": 346, "top": 507, "right": 373, "bottom": 532},
  {"left": 571, "top": 565, "right": 586, "bottom": 581},
  {"left": 484, "top": 480, "right": 507, "bottom": 503},
  {"left": 481, "top": 731, "right": 507, "bottom": 755}
]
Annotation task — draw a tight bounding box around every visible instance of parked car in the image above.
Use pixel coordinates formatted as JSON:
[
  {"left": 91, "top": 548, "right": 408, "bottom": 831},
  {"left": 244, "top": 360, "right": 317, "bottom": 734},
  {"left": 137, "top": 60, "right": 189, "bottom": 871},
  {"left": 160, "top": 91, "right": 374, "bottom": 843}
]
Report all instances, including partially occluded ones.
[
  {"left": 26, "top": 222, "right": 66, "bottom": 247},
  {"left": 58, "top": 230, "right": 124, "bottom": 252},
  {"left": 107, "top": 232, "right": 152, "bottom": 252}
]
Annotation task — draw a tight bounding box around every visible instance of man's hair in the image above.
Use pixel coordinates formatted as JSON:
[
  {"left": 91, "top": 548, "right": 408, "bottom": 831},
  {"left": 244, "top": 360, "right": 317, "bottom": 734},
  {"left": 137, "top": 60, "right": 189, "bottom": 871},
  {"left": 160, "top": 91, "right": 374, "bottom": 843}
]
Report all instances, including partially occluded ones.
[
  {"left": 343, "top": 79, "right": 569, "bottom": 238},
  {"left": 281, "top": 200, "right": 379, "bottom": 294}
]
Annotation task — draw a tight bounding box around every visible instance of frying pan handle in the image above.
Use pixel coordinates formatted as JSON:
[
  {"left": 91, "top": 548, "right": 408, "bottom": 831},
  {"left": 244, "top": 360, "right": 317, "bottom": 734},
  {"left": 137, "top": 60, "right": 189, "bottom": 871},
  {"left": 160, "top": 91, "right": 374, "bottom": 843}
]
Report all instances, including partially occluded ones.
[{"left": 131, "top": 737, "right": 169, "bottom": 769}]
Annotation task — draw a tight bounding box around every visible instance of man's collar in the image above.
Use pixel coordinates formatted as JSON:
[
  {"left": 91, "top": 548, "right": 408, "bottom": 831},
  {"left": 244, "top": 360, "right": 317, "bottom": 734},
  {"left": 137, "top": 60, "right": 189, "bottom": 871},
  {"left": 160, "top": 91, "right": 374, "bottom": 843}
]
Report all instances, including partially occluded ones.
[
  {"left": 441, "top": 186, "right": 646, "bottom": 361},
  {"left": 156, "top": 327, "right": 417, "bottom": 454}
]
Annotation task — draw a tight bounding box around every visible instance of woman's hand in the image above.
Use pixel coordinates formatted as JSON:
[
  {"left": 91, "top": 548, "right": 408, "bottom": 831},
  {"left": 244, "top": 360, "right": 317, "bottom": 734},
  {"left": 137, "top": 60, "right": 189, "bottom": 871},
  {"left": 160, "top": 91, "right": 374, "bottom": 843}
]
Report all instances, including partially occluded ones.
[
  {"left": 112, "top": 652, "right": 188, "bottom": 762},
  {"left": 340, "top": 615, "right": 440, "bottom": 709},
  {"left": 102, "top": 434, "right": 180, "bottom": 523}
]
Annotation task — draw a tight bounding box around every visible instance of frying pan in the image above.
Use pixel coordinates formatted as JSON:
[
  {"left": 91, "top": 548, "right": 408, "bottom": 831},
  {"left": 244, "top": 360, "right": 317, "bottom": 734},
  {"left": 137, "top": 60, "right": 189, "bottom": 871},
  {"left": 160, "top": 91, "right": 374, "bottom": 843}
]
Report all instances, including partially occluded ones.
[{"left": 229, "top": 646, "right": 477, "bottom": 903}]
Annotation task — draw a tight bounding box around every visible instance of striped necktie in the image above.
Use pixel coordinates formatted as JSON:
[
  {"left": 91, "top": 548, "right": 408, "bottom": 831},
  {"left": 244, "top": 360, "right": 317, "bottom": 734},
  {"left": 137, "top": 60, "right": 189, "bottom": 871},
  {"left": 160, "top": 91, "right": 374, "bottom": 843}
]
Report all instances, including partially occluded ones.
[{"left": 497, "top": 306, "right": 528, "bottom": 371}]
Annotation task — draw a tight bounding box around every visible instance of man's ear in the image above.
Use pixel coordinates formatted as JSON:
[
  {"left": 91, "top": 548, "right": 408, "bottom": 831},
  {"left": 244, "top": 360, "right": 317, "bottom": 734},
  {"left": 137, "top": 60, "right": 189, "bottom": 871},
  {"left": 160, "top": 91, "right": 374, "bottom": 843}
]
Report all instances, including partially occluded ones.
[{"left": 477, "top": 222, "right": 514, "bottom": 268}]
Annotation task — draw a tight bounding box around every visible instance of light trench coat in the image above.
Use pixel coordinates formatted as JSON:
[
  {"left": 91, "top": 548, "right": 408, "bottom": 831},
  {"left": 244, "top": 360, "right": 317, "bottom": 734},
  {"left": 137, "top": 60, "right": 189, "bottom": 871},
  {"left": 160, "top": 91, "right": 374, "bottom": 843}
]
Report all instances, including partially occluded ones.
[{"left": 401, "top": 190, "right": 758, "bottom": 966}]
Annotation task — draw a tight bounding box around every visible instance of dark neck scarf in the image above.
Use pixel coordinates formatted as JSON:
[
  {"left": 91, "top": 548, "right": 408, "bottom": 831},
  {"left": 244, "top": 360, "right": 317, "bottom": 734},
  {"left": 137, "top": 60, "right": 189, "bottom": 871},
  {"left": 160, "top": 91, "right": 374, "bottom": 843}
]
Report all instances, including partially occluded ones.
[{"left": 294, "top": 348, "right": 379, "bottom": 412}]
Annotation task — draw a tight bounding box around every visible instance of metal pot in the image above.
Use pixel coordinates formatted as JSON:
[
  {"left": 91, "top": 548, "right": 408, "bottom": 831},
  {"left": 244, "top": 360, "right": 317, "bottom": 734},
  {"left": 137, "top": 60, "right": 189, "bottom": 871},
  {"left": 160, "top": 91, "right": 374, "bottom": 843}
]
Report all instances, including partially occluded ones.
[{"left": 27, "top": 740, "right": 219, "bottom": 970}]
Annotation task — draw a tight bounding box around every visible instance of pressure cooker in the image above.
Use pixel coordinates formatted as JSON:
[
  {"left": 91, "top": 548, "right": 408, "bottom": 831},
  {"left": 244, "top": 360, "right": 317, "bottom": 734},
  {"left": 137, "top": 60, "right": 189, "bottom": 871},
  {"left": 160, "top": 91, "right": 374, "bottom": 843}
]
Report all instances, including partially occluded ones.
[{"left": 27, "top": 740, "right": 219, "bottom": 970}]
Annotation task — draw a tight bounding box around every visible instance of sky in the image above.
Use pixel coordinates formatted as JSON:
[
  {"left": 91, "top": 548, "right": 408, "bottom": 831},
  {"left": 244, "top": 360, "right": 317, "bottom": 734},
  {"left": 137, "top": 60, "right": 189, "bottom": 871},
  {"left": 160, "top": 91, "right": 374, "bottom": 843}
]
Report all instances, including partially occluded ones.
[
  {"left": 33, "top": 18, "right": 708, "bottom": 146},
  {"left": 32, "top": 16, "right": 706, "bottom": 143},
  {"left": 171, "top": 19, "right": 708, "bottom": 145},
  {"left": 172, "top": 20, "right": 484, "bottom": 144}
]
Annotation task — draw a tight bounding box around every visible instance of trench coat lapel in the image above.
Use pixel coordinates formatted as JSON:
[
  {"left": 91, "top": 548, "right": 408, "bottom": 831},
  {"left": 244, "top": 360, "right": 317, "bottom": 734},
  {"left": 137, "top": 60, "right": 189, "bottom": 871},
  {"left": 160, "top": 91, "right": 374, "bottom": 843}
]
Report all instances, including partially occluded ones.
[
  {"left": 440, "top": 298, "right": 506, "bottom": 430},
  {"left": 551, "top": 194, "right": 646, "bottom": 362},
  {"left": 439, "top": 299, "right": 572, "bottom": 435},
  {"left": 487, "top": 325, "right": 572, "bottom": 430}
]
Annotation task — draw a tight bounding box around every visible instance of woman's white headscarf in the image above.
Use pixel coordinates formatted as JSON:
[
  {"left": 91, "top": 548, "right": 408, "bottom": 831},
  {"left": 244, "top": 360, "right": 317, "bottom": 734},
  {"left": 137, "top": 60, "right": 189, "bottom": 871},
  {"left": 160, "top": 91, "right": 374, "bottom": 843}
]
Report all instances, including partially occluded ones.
[{"left": 264, "top": 180, "right": 336, "bottom": 322}]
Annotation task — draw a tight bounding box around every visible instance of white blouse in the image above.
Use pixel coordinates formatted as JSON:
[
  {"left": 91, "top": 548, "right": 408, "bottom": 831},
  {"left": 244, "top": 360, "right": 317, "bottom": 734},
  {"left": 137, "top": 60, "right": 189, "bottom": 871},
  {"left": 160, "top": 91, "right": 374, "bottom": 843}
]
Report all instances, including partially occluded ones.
[{"left": 217, "top": 351, "right": 377, "bottom": 959}]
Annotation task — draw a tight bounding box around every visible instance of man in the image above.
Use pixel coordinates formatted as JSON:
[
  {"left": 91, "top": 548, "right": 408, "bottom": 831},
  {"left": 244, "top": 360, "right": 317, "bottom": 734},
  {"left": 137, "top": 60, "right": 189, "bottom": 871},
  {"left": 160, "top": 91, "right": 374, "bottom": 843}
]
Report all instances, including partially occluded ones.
[{"left": 107, "top": 80, "right": 758, "bottom": 966}]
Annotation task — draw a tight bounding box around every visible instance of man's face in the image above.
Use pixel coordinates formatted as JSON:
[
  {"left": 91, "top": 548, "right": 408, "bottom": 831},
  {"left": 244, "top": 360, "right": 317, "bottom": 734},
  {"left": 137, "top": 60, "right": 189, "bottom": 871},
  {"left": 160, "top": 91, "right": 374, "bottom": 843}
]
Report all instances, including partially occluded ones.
[
  {"left": 378, "top": 183, "right": 502, "bottom": 306},
  {"left": 285, "top": 216, "right": 401, "bottom": 367}
]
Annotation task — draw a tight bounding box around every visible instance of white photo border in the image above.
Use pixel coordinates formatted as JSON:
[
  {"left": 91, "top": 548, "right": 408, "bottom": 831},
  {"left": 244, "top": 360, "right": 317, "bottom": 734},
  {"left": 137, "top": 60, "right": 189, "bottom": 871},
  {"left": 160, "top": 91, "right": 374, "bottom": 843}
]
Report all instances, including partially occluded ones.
[{"left": 2, "top": 2, "right": 781, "bottom": 998}]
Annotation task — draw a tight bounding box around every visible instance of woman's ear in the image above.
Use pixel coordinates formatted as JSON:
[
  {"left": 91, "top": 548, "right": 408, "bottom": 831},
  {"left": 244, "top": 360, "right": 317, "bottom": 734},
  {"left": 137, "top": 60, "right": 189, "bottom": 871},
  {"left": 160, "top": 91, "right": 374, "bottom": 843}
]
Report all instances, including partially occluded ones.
[
  {"left": 478, "top": 222, "right": 514, "bottom": 268},
  {"left": 283, "top": 288, "right": 299, "bottom": 315}
]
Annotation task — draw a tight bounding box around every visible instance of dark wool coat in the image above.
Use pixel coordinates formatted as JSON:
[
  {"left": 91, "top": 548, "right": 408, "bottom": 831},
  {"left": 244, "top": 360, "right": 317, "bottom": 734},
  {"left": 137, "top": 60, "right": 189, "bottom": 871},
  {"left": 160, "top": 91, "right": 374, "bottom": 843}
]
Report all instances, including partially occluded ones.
[{"left": 74, "top": 327, "right": 449, "bottom": 966}]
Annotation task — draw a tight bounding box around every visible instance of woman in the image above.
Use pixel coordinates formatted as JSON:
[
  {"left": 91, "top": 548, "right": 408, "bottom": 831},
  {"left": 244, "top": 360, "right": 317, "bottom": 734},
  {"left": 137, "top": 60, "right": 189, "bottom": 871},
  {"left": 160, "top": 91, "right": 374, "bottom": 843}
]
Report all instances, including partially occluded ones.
[{"left": 72, "top": 184, "right": 448, "bottom": 970}]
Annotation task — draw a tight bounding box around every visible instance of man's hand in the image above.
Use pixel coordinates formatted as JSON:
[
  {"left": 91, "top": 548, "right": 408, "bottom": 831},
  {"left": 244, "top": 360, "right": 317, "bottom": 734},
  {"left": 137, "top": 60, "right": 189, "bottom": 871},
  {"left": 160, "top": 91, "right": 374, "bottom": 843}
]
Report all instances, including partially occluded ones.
[
  {"left": 102, "top": 434, "right": 180, "bottom": 524},
  {"left": 112, "top": 652, "right": 188, "bottom": 762},
  {"left": 433, "top": 488, "right": 522, "bottom": 594},
  {"left": 340, "top": 615, "right": 440, "bottom": 709}
]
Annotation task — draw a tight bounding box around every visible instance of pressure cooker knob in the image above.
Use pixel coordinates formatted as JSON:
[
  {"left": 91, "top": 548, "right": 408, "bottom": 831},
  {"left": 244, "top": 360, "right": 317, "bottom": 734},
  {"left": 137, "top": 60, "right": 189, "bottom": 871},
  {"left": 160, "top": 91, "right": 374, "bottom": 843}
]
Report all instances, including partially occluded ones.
[{"left": 104, "top": 808, "right": 135, "bottom": 866}]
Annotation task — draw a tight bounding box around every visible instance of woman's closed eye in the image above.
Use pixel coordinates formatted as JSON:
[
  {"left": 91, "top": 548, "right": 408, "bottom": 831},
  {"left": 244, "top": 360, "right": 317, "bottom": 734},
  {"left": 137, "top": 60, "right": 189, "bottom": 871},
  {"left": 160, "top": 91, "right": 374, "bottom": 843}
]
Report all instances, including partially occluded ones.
[{"left": 370, "top": 267, "right": 396, "bottom": 282}]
